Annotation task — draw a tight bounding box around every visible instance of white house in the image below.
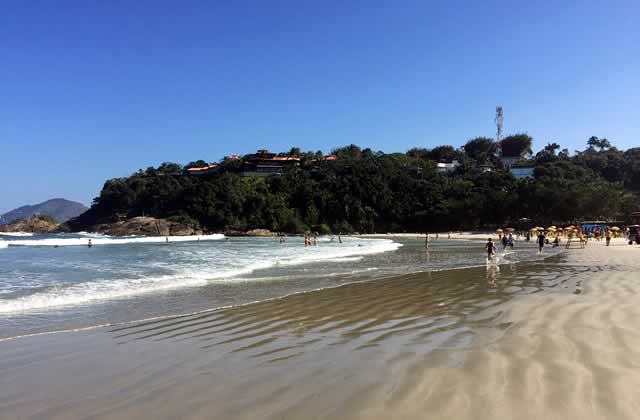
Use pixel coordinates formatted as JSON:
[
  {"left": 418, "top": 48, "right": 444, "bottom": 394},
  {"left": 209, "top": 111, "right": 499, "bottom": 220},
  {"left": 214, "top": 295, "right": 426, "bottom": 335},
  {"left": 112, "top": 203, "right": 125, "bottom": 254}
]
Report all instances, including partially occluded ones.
[{"left": 436, "top": 160, "right": 459, "bottom": 173}]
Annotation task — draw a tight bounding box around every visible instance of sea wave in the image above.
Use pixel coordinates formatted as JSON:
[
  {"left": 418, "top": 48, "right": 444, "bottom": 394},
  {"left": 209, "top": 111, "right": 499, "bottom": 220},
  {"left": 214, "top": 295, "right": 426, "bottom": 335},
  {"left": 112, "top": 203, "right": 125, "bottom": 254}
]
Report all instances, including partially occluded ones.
[
  {"left": 0, "top": 239, "right": 401, "bottom": 313},
  {"left": 1, "top": 234, "right": 225, "bottom": 247},
  {"left": 0, "top": 232, "right": 34, "bottom": 237}
]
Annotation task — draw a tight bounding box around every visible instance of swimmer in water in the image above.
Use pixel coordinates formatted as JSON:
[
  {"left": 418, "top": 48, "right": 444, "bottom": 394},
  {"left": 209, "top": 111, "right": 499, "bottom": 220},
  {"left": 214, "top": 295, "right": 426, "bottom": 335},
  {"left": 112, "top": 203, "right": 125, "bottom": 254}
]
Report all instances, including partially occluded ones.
[{"left": 88, "top": 239, "right": 92, "bottom": 248}]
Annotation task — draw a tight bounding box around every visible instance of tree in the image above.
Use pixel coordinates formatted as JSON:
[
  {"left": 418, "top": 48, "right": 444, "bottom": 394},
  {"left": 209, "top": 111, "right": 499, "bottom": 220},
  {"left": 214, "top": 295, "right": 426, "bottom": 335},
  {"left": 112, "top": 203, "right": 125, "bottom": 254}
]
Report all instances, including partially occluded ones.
[
  {"left": 587, "top": 136, "right": 611, "bottom": 152},
  {"left": 288, "top": 147, "right": 301, "bottom": 158},
  {"left": 534, "top": 142, "right": 561, "bottom": 164},
  {"left": 463, "top": 137, "right": 494, "bottom": 162},
  {"left": 185, "top": 160, "right": 208, "bottom": 169},
  {"left": 406, "top": 147, "right": 430, "bottom": 160},
  {"left": 428, "top": 145, "right": 462, "bottom": 162},
  {"left": 501, "top": 134, "right": 533, "bottom": 158}
]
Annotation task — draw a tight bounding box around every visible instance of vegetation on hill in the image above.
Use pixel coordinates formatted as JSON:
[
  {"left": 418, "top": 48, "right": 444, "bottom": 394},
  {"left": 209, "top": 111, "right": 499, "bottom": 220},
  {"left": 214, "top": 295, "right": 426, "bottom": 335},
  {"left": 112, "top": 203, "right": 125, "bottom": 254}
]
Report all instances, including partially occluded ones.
[{"left": 67, "top": 136, "right": 640, "bottom": 234}]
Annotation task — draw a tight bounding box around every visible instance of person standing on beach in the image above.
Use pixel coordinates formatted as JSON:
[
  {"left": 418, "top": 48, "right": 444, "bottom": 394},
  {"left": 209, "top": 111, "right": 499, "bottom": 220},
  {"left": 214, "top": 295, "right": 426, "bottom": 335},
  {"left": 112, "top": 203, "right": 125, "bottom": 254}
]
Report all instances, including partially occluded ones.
[
  {"left": 486, "top": 238, "right": 496, "bottom": 262},
  {"left": 606, "top": 230, "right": 612, "bottom": 247},
  {"left": 537, "top": 231, "right": 545, "bottom": 253}
]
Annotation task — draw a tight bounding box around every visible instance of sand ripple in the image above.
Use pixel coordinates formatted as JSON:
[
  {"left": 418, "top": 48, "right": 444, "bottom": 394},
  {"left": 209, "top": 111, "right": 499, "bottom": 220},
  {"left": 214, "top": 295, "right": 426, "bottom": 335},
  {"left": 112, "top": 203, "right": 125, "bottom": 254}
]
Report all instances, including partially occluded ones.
[{"left": 2, "top": 242, "right": 640, "bottom": 419}]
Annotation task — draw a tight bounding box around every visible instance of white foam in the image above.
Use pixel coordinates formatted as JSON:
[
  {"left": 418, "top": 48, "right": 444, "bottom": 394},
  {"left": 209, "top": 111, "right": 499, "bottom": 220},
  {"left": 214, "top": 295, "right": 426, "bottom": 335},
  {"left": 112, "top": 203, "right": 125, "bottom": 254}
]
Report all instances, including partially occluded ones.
[
  {"left": 3, "top": 234, "right": 225, "bottom": 247},
  {"left": 0, "top": 232, "right": 34, "bottom": 237},
  {"left": 0, "top": 238, "right": 401, "bottom": 313}
]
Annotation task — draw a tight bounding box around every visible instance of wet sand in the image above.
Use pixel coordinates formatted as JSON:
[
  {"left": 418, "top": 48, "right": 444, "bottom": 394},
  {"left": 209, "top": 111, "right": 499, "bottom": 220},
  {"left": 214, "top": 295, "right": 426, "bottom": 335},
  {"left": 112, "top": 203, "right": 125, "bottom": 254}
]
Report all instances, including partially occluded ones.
[{"left": 1, "top": 240, "right": 639, "bottom": 419}]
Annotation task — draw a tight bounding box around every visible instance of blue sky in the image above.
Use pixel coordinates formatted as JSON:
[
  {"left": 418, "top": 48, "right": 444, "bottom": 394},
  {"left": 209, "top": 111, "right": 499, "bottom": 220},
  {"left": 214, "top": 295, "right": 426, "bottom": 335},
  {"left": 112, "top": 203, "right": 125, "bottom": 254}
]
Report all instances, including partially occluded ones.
[{"left": 1, "top": 1, "right": 638, "bottom": 212}]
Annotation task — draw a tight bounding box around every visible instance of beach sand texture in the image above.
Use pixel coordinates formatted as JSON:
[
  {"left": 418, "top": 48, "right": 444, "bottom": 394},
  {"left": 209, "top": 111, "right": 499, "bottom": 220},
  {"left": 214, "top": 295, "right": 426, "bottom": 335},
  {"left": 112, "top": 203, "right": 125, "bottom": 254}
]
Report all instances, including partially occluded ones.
[{"left": 1, "top": 240, "right": 639, "bottom": 419}]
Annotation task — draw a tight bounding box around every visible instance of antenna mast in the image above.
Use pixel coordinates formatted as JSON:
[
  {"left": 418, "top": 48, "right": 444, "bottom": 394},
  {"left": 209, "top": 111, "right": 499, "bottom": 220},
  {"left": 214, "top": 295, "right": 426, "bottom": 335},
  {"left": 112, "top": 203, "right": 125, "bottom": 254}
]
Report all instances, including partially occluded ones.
[{"left": 495, "top": 106, "right": 503, "bottom": 158}]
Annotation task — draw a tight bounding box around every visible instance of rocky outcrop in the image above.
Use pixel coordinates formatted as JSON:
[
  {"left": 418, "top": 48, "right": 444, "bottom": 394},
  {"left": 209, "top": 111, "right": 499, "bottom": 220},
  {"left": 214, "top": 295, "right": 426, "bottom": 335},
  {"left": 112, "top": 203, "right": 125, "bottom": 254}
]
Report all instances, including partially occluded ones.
[
  {"left": 0, "top": 216, "right": 58, "bottom": 234},
  {"left": 245, "top": 229, "right": 275, "bottom": 237},
  {"left": 89, "top": 217, "right": 202, "bottom": 237}
]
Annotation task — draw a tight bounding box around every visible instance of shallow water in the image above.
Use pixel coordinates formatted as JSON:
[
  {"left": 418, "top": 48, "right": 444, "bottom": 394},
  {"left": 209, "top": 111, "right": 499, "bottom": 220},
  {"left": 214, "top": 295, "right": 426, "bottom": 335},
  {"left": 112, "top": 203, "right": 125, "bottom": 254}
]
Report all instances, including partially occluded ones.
[
  {"left": 0, "top": 246, "right": 599, "bottom": 420},
  {"left": 0, "top": 233, "right": 556, "bottom": 339}
]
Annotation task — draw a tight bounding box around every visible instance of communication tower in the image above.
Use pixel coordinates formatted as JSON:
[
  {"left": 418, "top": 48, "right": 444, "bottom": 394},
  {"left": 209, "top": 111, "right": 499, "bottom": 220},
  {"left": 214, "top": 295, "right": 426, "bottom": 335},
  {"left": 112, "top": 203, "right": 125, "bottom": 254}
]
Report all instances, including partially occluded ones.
[{"left": 495, "top": 106, "right": 503, "bottom": 158}]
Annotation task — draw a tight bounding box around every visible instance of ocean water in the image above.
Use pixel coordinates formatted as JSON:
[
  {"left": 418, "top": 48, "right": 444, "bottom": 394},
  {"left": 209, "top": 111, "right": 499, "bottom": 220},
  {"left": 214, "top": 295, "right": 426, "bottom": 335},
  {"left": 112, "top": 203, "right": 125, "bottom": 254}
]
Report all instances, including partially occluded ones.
[{"left": 0, "top": 233, "right": 556, "bottom": 339}]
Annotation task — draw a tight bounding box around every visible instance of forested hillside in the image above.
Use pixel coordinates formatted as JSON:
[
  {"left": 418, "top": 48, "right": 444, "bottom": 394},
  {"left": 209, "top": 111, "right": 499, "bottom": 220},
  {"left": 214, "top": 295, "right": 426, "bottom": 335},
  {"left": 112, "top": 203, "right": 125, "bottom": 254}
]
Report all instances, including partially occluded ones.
[{"left": 67, "top": 135, "right": 640, "bottom": 233}]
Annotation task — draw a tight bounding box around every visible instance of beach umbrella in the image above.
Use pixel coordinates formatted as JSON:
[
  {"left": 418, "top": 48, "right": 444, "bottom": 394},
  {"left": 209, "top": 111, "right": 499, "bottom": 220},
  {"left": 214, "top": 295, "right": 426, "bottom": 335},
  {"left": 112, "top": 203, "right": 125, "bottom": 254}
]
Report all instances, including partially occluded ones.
[
  {"left": 610, "top": 226, "right": 620, "bottom": 231},
  {"left": 496, "top": 228, "right": 503, "bottom": 233},
  {"left": 505, "top": 227, "right": 514, "bottom": 231}
]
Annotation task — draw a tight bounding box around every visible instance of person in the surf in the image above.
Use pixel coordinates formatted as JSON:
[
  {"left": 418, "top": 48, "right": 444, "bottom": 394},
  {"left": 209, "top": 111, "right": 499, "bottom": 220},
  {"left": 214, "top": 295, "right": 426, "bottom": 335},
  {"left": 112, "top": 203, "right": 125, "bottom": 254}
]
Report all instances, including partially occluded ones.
[
  {"left": 501, "top": 234, "right": 508, "bottom": 250},
  {"left": 537, "top": 231, "right": 545, "bottom": 253},
  {"left": 88, "top": 239, "right": 92, "bottom": 248},
  {"left": 507, "top": 233, "right": 514, "bottom": 249},
  {"left": 486, "top": 238, "right": 496, "bottom": 261}
]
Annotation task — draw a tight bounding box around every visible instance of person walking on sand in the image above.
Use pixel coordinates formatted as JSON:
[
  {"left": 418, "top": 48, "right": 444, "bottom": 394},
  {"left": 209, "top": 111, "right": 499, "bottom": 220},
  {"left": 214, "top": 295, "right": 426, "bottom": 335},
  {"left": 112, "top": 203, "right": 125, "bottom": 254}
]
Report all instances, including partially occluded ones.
[
  {"left": 537, "top": 231, "right": 545, "bottom": 253},
  {"left": 606, "top": 230, "right": 612, "bottom": 247},
  {"left": 486, "top": 238, "right": 496, "bottom": 262}
]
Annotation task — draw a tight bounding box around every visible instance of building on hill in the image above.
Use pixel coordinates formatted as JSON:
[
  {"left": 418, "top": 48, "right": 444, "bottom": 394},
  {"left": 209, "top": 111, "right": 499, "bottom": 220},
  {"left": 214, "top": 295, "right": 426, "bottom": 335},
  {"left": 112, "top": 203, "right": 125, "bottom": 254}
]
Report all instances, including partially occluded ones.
[
  {"left": 500, "top": 155, "right": 520, "bottom": 168},
  {"left": 510, "top": 166, "right": 535, "bottom": 179},
  {"left": 241, "top": 149, "right": 300, "bottom": 177},
  {"left": 184, "top": 164, "right": 219, "bottom": 176},
  {"left": 435, "top": 160, "right": 459, "bottom": 173},
  {"left": 631, "top": 211, "right": 640, "bottom": 225}
]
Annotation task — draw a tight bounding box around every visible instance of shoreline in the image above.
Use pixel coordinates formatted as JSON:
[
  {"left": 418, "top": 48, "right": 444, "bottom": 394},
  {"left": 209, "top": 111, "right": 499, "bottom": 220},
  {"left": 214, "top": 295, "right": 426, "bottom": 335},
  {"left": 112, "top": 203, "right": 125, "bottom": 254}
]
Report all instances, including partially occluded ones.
[{"left": 1, "top": 239, "right": 639, "bottom": 419}]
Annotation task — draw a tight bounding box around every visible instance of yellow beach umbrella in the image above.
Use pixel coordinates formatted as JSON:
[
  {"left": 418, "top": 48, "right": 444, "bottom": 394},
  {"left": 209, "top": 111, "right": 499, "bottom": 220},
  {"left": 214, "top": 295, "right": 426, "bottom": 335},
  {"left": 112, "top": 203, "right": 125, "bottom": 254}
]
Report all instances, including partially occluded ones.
[
  {"left": 496, "top": 228, "right": 504, "bottom": 233},
  {"left": 610, "top": 226, "right": 620, "bottom": 231}
]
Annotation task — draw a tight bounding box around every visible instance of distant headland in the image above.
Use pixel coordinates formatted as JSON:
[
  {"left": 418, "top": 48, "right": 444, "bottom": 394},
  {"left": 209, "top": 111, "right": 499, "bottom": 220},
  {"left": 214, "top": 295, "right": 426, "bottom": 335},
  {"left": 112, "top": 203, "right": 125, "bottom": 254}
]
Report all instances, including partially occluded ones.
[{"left": 59, "top": 135, "right": 639, "bottom": 236}]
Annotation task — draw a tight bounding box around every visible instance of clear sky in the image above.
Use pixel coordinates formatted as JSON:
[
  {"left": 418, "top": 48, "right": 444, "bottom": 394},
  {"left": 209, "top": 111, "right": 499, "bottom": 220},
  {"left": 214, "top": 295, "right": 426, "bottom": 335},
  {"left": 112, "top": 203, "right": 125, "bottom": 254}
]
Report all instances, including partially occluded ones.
[{"left": 1, "top": 1, "right": 638, "bottom": 213}]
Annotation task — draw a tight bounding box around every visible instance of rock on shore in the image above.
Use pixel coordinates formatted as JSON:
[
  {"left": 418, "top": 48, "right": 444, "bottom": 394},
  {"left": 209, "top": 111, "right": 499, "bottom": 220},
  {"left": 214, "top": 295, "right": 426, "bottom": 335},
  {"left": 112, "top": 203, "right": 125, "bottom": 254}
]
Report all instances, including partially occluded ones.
[
  {"left": 89, "top": 217, "right": 202, "bottom": 236},
  {"left": 0, "top": 216, "right": 58, "bottom": 234}
]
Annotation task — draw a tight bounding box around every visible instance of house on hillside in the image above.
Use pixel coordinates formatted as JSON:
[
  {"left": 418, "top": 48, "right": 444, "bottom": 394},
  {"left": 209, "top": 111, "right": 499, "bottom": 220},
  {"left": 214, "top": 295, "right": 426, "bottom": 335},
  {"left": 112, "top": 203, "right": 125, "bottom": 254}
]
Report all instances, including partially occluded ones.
[
  {"left": 500, "top": 155, "right": 520, "bottom": 168},
  {"left": 436, "top": 160, "right": 459, "bottom": 173},
  {"left": 510, "top": 166, "right": 535, "bottom": 179},
  {"left": 241, "top": 149, "right": 300, "bottom": 177},
  {"left": 184, "top": 164, "right": 219, "bottom": 176}
]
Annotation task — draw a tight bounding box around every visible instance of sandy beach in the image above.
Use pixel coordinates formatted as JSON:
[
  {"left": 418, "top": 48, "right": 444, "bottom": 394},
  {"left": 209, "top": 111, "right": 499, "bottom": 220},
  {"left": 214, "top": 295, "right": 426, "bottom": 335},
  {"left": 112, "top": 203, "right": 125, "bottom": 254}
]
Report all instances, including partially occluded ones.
[{"left": 1, "top": 238, "right": 639, "bottom": 419}]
